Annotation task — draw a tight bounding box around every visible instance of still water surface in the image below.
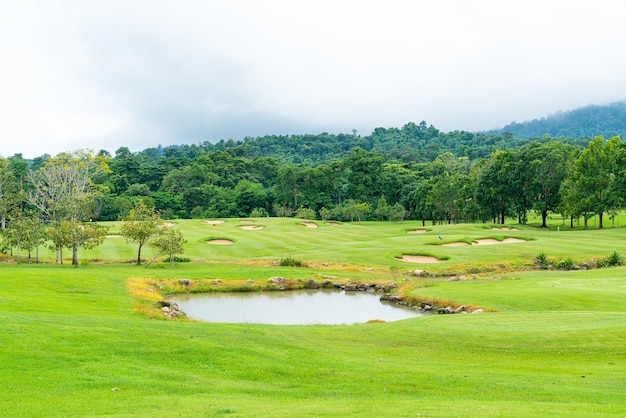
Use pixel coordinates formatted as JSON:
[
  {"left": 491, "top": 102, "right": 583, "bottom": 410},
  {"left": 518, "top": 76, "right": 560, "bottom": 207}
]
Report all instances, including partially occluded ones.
[{"left": 169, "top": 289, "right": 423, "bottom": 325}]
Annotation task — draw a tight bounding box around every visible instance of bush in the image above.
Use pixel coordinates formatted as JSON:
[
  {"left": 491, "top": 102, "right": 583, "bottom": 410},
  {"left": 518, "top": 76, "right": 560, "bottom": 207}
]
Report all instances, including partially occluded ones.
[
  {"left": 555, "top": 257, "right": 575, "bottom": 270},
  {"left": 536, "top": 253, "right": 549, "bottom": 267},
  {"left": 279, "top": 256, "right": 308, "bottom": 268},
  {"left": 295, "top": 207, "right": 317, "bottom": 220},
  {"left": 601, "top": 250, "right": 624, "bottom": 267},
  {"left": 163, "top": 256, "right": 191, "bottom": 263}
]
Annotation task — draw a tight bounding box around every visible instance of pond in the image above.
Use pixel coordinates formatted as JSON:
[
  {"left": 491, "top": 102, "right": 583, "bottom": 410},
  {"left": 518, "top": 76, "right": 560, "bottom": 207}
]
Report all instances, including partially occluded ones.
[{"left": 169, "top": 289, "right": 423, "bottom": 325}]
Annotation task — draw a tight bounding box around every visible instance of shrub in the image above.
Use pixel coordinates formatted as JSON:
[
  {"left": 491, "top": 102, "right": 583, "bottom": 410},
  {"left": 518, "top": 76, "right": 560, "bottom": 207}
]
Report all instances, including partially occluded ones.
[
  {"left": 250, "top": 207, "right": 267, "bottom": 218},
  {"left": 163, "top": 256, "right": 191, "bottom": 263},
  {"left": 279, "top": 256, "right": 308, "bottom": 268},
  {"left": 536, "top": 253, "right": 549, "bottom": 267},
  {"left": 295, "top": 207, "right": 316, "bottom": 220},
  {"left": 555, "top": 257, "right": 575, "bottom": 270},
  {"left": 601, "top": 250, "right": 624, "bottom": 267}
]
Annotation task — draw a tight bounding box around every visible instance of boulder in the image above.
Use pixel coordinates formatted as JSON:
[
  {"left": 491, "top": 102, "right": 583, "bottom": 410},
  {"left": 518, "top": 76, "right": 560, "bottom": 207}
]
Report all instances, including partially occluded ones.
[
  {"left": 305, "top": 279, "right": 320, "bottom": 289},
  {"left": 179, "top": 278, "right": 191, "bottom": 287}
]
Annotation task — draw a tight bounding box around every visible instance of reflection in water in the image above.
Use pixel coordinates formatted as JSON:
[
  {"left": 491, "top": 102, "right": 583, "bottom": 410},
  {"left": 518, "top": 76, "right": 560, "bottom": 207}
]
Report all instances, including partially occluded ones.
[{"left": 169, "top": 289, "right": 423, "bottom": 325}]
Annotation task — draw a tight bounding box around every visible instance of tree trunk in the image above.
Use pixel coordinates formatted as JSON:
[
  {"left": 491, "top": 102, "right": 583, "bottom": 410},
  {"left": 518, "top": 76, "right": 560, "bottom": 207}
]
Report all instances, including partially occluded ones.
[
  {"left": 56, "top": 247, "right": 61, "bottom": 265},
  {"left": 72, "top": 243, "right": 79, "bottom": 266},
  {"left": 541, "top": 209, "right": 548, "bottom": 228},
  {"left": 137, "top": 243, "right": 143, "bottom": 265},
  {"left": 598, "top": 212, "right": 604, "bottom": 229}
]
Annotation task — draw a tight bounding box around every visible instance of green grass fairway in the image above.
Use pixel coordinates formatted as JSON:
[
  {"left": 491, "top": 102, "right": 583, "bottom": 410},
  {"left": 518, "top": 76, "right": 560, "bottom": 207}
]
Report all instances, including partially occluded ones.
[{"left": 2, "top": 218, "right": 626, "bottom": 416}]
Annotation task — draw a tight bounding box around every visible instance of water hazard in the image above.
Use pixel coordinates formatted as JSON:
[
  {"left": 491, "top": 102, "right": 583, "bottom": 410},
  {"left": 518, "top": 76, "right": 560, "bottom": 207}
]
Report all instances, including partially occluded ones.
[{"left": 169, "top": 289, "right": 423, "bottom": 325}]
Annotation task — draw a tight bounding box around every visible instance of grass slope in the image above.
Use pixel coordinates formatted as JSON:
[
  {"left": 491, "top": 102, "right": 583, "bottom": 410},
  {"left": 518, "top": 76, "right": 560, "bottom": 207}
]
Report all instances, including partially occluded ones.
[{"left": 2, "top": 218, "right": 626, "bottom": 416}]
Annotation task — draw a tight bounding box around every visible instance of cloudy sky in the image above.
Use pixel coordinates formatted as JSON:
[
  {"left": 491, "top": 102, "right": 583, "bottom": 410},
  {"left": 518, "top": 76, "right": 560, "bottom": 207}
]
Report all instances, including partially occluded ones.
[{"left": 2, "top": 0, "right": 626, "bottom": 158}]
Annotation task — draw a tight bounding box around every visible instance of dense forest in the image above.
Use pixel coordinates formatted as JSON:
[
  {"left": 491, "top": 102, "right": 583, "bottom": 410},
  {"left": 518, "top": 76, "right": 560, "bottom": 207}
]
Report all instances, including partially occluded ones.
[
  {"left": 488, "top": 101, "right": 626, "bottom": 139},
  {"left": 1, "top": 117, "right": 625, "bottom": 264}
]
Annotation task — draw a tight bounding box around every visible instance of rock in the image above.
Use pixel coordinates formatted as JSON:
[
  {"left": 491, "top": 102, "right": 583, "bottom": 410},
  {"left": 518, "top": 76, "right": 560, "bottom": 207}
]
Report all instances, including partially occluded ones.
[
  {"left": 305, "top": 279, "right": 320, "bottom": 289},
  {"left": 454, "top": 305, "right": 467, "bottom": 313},
  {"left": 245, "top": 279, "right": 255, "bottom": 285},
  {"left": 267, "top": 277, "right": 286, "bottom": 284},
  {"left": 387, "top": 283, "right": 398, "bottom": 289},
  {"left": 161, "top": 306, "right": 171, "bottom": 313},
  {"left": 471, "top": 309, "right": 484, "bottom": 314},
  {"left": 344, "top": 284, "right": 357, "bottom": 291},
  {"left": 357, "top": 283, "right": 370, "bottom": 290},
  {"left": 211, "top": 279, "right": 222, "bottom": 285},
  {"left": 448, "top": 276, "right": 460, "bottom": 282},
  {"left": 179, "top": 278, "right": 191, "bottom": 287},
  {"left": 406, "top": 269, "right": 427, "bottom": 277}
]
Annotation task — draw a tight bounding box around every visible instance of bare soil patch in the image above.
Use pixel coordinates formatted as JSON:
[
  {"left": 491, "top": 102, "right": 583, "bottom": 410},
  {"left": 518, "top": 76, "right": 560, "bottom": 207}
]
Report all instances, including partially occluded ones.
[
  {"left": 398, "top": 255, "right": 441, "bottom": 263},
  {"left": 407, "top": 229, "right": 427, "bottom": 234},
  {"left": 106, "top": 234, "right": 122, "bottom": 238},
  {"left": 207, "top": 239, "right": 234, "bottom": 245},
  {"left": 301, "top": 222, "right": 318, "bottom": 228}
]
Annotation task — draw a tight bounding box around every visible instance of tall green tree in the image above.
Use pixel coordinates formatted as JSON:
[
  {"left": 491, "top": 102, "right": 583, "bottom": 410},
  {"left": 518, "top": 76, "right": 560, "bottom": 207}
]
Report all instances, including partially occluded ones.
[
  {"left": 121, "top": 200, "right": 164, "bottom": 264},
  {"left": 27, "top": 150, "right": 110, "bottom": 264}
]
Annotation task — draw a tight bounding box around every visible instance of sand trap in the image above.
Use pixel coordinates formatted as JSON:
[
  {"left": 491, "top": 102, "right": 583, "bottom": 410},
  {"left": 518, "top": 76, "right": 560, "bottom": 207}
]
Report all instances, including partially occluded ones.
[
  {"left": 442, "top": 242, "right": 469, "bottom": 247},
  {"left": 106, "top": 234, "right": 122, "bottom": 238},
  {"left": 326, "top": 222, "right": 340, "bottom": 226},
  {"left": 473, "top": 238, "right": 526, "bottom": 245},
  {"left": 207, "top": 239, "right": 234, "bottom": 245},
  {"left": 398, "top": 255, "right": 441, "bottom": 263},
  {"left": 492, "top": 227, "right": 519, "bottom": 231},
  {"left": 161, "top": 222, "right": 175, "bottom": 227},
  {"left": 240, "top": 225, "right": 264, "bottom": 230},
  {"left": 407, "top": 229, "right": 427, "bottom": 234},
  {"left": 203, "top": 220, "right": 224, "bottom": 225},
  {"left": 301, "top": 222, "right": 318, "bottom": 228}
]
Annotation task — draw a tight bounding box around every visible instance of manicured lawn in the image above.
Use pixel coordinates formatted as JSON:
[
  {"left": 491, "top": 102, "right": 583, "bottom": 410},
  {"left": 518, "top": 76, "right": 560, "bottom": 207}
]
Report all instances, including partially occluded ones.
[{"left": 2, "top": 218, "right": 626, "bottom": 416}]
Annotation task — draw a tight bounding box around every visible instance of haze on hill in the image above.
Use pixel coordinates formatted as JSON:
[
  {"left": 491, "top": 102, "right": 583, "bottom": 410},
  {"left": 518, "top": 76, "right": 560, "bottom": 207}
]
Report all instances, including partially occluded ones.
[{"left": 2, "top": 1, "right": 626, "bottom": 159}]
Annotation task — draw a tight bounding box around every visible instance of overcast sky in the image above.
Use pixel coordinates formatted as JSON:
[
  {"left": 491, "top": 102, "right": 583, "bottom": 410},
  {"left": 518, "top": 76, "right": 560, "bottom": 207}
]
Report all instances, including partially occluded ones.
[{"left": 2, "top": 0, "right": 626, "bottom": 158}]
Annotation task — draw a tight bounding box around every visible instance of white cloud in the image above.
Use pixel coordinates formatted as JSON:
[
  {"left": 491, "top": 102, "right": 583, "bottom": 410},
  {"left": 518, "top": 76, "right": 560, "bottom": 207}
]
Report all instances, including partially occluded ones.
[{"left": 1, "top": 0, "right": 626, "bottom": 158}]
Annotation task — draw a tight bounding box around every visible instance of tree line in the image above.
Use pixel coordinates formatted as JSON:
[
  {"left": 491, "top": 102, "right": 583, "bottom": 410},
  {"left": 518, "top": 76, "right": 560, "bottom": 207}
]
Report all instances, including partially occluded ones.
[{"left": 0, "top": 123, "right": 623, "bottom": 264}]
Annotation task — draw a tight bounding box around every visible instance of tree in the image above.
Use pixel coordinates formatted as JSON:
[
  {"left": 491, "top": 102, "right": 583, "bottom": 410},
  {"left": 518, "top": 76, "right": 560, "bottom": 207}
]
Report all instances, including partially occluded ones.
[
  {"left": 374, "top": 195, "right": 390, "bottom": 221},
  {"left": 27, "top": 150, "right": 110, "bottom": 264},
  {"left": 389, "top": 202, "right": 407, "bottom": 222},
  {"left": 561, "top": 136, "right": 616, "bottom": 228},
  {"left": 121, "top": 200, "right": 164, "bottom": 264},
  {"left": 149, "top": 228, "right": 187, "bottom": 267}
]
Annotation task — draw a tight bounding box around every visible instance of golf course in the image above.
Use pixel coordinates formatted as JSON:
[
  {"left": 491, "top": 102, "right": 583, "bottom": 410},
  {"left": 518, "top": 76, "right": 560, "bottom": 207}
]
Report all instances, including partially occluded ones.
[{"left": 2, "top": 217, "right": 625, "bottom": 417}]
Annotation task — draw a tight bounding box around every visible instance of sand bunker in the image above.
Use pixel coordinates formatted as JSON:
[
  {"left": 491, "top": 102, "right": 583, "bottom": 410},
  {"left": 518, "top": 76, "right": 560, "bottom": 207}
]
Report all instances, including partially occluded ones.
[
  {"left": 325, "top": 222, "right": 340, "bottom": 226},
  {"left": 398, "top": 255, "right": 441, "bottom": 263},
  {"left": 161, "top": 222, "right": 175, "bottom": 227},
  {"left": 491, "top": 227, "right": 519, "bottom": 231},
  {"left": 239, "top": 225, "right": 264, "bottom": 230},
  {"left": 207, "top": 239, "right": 234, "bottom": 245},
  {"left": 473, "top": 238, "right": 526, "bottom": 245},
  {"left": 442, "top": 242, "right": 470, "bottom": 247},
  {"left": 106, "top": 234, "right": 122, "bottom": 238},
  {"left": 407, "top": 229, "right": 427, "bottom": 234},
  {"left": 203, "top": 220, "right": 224, "bottom": 225},
  {"left": 301, "top": 222, "right": 318, "bottom": 228}
]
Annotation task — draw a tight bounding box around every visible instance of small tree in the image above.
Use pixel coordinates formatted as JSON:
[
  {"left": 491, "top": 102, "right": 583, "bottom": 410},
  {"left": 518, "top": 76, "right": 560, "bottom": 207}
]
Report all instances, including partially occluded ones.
[
  {"left": 295, "top": 206, "right": 316, "bottom": 220},
  {"left": 149, "top": 228, "right": 187, "bottom": 267},
  {"left": 389, "top": 202, "right": 408, "bottom": 222},
  {"left": 121, "top": 200, "right": 163, "bottom": 264}
]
